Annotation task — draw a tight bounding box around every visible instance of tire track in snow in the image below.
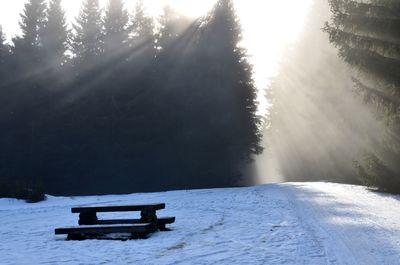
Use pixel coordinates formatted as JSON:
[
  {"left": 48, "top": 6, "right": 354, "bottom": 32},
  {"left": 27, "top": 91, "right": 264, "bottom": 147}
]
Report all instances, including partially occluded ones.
[
  {"left": 282, "top": 185, "right": 358, "bottom": 265},
  {"left": 282, "top": 183, "right": 400, "bottom": 265},
  {"left": 313, "top": 184, "right": 400, "bottom": 263}
]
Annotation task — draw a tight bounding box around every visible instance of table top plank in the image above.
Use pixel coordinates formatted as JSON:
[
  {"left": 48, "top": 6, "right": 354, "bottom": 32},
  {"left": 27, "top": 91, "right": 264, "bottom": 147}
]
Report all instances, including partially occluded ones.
[
  {"left": 96, "top": 216, "right": 175, "bottom": 225},
  {"left": 71, "top": 203, "right": 165, "bottom": 213}
]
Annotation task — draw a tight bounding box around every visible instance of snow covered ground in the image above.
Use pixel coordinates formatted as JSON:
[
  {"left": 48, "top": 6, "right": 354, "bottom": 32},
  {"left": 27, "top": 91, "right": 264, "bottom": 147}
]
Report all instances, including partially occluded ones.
[{"left": 1, "top": 182, "right": 400, "bottom": 265}]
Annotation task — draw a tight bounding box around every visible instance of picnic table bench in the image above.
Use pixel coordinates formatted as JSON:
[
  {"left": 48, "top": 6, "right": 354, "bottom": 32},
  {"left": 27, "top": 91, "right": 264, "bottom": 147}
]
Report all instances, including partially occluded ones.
[{"left": 55, "top": 203, "right": 175, "bottom": 240}]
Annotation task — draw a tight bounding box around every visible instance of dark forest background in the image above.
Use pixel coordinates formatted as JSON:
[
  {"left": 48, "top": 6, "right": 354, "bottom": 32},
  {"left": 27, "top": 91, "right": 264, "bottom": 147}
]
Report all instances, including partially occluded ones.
[
  {"left": 0, "top": 0, "right": 263, "bottom": 200},
  {"left": 2, "top": 0, "right": 399, "bottom": 202}
]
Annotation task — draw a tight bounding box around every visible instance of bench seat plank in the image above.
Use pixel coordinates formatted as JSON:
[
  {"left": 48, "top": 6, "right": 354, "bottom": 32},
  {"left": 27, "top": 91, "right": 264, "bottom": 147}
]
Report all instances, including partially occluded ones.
[
  {"left": 71, "top": 203, "right": 165, "bottom": 213},
  {"left": 55, "top": 223, "right": 152, "bottom": 235}
]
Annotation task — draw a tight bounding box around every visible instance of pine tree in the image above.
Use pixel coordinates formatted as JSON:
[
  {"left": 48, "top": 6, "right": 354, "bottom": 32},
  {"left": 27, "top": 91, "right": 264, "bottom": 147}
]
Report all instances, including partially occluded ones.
[
  {"left": 41, "top": 0, "right": 68, "bottom": 68},
  {"left": 200, "top": 0, "right": 263, "bottom": 163},
  {"left": 12, "top": 0, "right": 46, "bottom": 65},
  {"left": 130, "top": 1, "right": 155, "bottom": 47},
  {"left": 72, "top": 0, "right": 103, "bottom": 64},
  {"left": 103, "top": 0, "right": 130, "bottom": 55},
  {"left": 125, "top": 1, "right": 156, "bottom": 65},
  {"left": 155, "top": 0, "right": 263, "bottom": 185},
  {"left": 156, "top": 5, "right": 190, "bottom": 52},
  {"left": 0, "top": 26, "right": 9, "bottom": 66},
  {"left": 325, "top": 0, "right": 400, "bottom": 191},
  {"left": 5, "top": 1, "right": 48, "bottom": 189},
  {"left": 0, "top": 25, "right": 10, "bottom": 83}
]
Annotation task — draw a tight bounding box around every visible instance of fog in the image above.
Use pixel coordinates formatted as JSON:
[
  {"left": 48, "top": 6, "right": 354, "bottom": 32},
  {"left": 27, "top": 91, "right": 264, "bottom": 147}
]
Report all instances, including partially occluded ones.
[
  {"left": 0, "top": 0, "right": 263, "bottom": 196},
  {"left": 1, "top": 0, "right": 399, "bottom": 199},
  {"left": 251, "top": 0, "right": 383, "bottom": 185}
]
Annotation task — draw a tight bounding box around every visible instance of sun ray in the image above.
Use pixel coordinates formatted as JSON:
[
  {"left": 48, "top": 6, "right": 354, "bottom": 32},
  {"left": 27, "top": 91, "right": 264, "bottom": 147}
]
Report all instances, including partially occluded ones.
[{"left": 0, "top": 0, "right": 313, "bottom": 117}]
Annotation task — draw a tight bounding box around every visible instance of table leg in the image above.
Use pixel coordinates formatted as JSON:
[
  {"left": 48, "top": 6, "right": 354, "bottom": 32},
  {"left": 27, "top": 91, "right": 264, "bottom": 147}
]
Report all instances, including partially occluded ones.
[
  {"left": 158, "top": 223, "right": 167, "bottom": 231},
  {"left": 140, "top": 209, "right": 158, "bottom": 231},
  {"left": 78, "top": 212, "right": 98, "bottom": 225}
]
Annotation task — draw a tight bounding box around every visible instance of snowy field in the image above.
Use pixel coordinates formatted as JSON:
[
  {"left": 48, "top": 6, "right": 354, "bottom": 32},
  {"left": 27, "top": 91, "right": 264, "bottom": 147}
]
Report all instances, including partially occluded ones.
[{"left": 1, "top": 182, "right": 400, "bottom": 265}]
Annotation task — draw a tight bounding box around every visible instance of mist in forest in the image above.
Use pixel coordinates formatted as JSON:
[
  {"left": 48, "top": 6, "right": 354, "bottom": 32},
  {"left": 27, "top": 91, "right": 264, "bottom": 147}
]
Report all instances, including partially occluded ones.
[
  {"left": 251, "top": 0, "right": 389, "bottom": 186},
  {"left": 1, "top": 0, "right": 399, "bottom": 200},
  {"left": 0, "top": 0, "right": 262, "bottom": 198}
]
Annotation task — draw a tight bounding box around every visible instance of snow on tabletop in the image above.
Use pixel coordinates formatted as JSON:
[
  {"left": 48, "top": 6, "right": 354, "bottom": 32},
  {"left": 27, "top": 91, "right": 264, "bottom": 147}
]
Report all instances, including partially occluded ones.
[{"left": 1, "top": 182, "right": 400, "bottom": 265}]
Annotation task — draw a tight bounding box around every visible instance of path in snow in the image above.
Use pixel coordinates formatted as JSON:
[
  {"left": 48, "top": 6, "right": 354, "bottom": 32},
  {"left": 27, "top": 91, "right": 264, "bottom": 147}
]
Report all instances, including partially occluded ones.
[
  {"left": 0, "top": 182, "right": 399, "bottom": 265},
  {"left": 284, "top": 183, "right": 400, "bottom": 265}
]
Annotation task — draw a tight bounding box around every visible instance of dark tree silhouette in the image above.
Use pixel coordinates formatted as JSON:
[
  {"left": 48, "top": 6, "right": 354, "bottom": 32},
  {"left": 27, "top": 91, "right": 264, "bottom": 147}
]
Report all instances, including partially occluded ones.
[
  {"left": 130, "top": 0, "right": 155, "bottom": 48},
  {"left": 102, "top": 0, "right": 130, "bottom": 55},
  {"left": 72, "top": 0, "right": 103, "bottom": 65},
  {"left": 0, "top": 1, "right": 50, "bottom": 202},
  {"left": 325, "top": 0, "right": 400, "bottom": 191},
  {"left": 12, "top": 0, "right": 46, "bottom": 69},
  {"left": 0, "top": 0, "right": 263, "bottom": 196},
  {"left": 41, "top": 0, "right": 68, "bottom": 70},
  {"left": 0, "top": 26, "right": 9, "bottom": 68},
  {"left": 0, "top": 25, "right": 12, "bottom": 90},
  {"left": 148, "top": 0, "right": 262, "bottom": 188},
  {"left": 0, "top": 25, "right": 11, "bottom": 90},
  {"left": 156, "top": 6, "right": 191, "bottom": 52},
  {"left": 195, "top": 0, "right": 263, "bottom": 182}
]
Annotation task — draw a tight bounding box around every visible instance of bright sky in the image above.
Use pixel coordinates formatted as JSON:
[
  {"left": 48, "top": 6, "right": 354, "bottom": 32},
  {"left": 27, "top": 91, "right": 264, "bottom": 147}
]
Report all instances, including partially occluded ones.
[{"left": 0, "top": 0, "right": 313, "bottom": 115}]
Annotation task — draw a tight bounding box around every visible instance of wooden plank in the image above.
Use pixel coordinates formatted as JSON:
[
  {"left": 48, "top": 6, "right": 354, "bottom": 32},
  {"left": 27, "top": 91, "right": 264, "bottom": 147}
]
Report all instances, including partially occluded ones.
[
  {"left": 71, "top": 203, "right": 165, "bottom": 213},
  {"left": 55, "top": 223, "right": 152, "bottom": 235},
  {"left": 158, "top": 216, "right": 175, "bottom": 224},
  {"left": 96, "top": 219, "right": 142, "bottom": 225},
  {"left": 158, "top": 216, "right": 176, "bottom": 231},
  {"left": 95, "top": 216, "right": 175, "bottom": 225}
]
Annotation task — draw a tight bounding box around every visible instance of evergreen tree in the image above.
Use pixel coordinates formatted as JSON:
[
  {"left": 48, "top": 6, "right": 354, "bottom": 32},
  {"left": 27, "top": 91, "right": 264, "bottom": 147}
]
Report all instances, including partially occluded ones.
[
  {"left": 41, "top": 0, "right": 68, "bottom": 68},
  {"left": 72, "top": 0, "right": 103, "bottom": 64},
  {"left": 103, "top": 0, "right": 130, "bottom": 55},
  {"left": 0, "top": 25, "right": 10, "bottom": 85},
  {"left": 130, "top": 1, "right": 155, "bottom": 47},
  {"left": 200, "top": 0, "right": 263, "bottom": 163},
  {"left": 152, "top": 0, "right": 262, "bottom": 186},
  {"left": 12, "top": 0, "right": 46, "bottom": 66},
  {"left": 4, "top": 1, "right": 48, "bottom": 195},
  {"left": 325, "top": 0, "right": 400, "bottom": 191},
  {"left": 0, "top": 0, "right": 263, "bottom": 195},
  {"left": 0, "top": 26, "right": 9, "bottom": 66},
  {"left": 156, "top": 5, "right": 190, "bottom": 52}
]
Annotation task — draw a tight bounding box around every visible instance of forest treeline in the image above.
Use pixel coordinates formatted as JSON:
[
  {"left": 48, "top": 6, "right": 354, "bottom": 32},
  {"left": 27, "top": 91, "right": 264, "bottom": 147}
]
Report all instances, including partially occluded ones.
[
  {"left": 324, "top": 0, "right": 400, "bottom": 192},
  {"left": 0, "top": 0, "right": 262, "bottom": 199}
]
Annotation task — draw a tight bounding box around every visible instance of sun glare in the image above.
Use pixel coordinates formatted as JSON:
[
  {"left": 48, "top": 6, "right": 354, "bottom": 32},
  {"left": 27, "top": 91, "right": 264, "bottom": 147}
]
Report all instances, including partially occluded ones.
[
  {"left": 234, "top": 0, "right": 313, "bottom": 115},
  {"left": 154, "top": 0, "right": 215, "bottom": 18}
]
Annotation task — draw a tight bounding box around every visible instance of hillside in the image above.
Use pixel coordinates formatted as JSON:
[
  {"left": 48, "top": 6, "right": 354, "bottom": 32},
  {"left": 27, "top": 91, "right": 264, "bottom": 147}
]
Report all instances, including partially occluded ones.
[{"left": 1, "top": 182, "right": 399, "bottom": 264}]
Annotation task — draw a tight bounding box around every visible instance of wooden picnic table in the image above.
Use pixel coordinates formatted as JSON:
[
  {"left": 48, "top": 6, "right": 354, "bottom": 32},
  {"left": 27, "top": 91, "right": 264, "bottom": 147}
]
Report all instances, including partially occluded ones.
[
  {"left": 55, "top": 203, "right": 175, "bottom": 240},
  {"left": 72, "top": 203, "right": 166, "bottom": 226}
]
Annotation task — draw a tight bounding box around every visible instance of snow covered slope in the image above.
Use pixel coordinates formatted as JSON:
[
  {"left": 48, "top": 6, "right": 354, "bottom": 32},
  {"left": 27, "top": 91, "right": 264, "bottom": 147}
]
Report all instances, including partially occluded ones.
[{"left": 1, "top": 182, "right": 399, "bottom": 265}]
